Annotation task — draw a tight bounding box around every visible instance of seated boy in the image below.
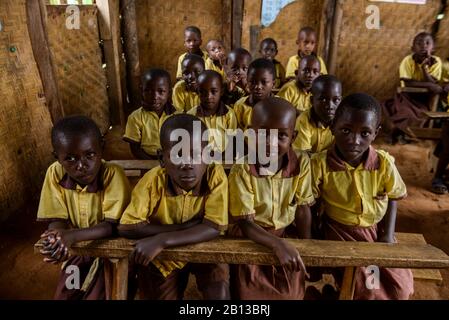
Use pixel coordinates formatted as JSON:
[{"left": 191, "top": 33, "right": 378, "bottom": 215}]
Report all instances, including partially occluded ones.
[
  {"left": 37, "top": 115, "right": 131, "bottom": 300},
  {"left": 188, "top": 70, "right": 237, "bottom": 156},
  {"left": 285, "top": 27, "right": 328, "bottom": 80},
  {"left": 172, "top": 54, "right": 205, "bottom": 112},
  {"left": 229, "top": 97, "right": 314, "bottom": 300},
  {"left": 293, "top": 75, "right": 342, "bottom": 153},
  {"left": 222, "top": 48, "right": 252, "bottom": 106},
  {"left": 278, "top": 55, "right": 321, "bottom": 115},
  {"left": 311, "top": 93, "right": 414, "bottom": 300},
  {"left": 205, "top": 39, "right": 226, "bottom": 79},
  {"left": 118, "top": 114, "right": 230, "bottom": 300},
  {"left": 124, "top": 68, "right": 177, "bottom": 159},
  {"left": 259, "top": 37, "right": 286, "bottom": 89},
  {"left": 176, "top": 26, "right": 208, "bottom": 80},
  {"left": 233, "top": 58, "right": 275, "bottom": 131}
]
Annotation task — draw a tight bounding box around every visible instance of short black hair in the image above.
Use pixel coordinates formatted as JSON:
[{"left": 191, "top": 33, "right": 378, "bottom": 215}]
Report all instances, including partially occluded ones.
[
  {"left": 182, "top": 53, "right": 206, "bottom": 70},
  {"left": 260, "top": 38, "right": 277, "bottom": 49},
  {"left": 198, "top": 70, "right": 223, "bottom": 87},
  {"left": 51, "top": 115, "right": 102, "bottom": 151},
  {"left": 160, "top": 114, "right": 208, "bottom": 149},
  {"left": 298, "top": 26, "right": 316, "bottom": 37},
  {"left": 185, "top": 26, "right": 202, "bottom": 38},
  {"left": 252, "top": 97, "right": 297, "bottom": 129},
  {"left": 141, "top": 68, "right": 171, "bottom": 89},
  {"left": 334, "top": 93, "right": 381, "bottom": 126},
  {"left": 413, "top": 32, "right": 433, "bottom": 45},
  {"left": 311, "top": 75, "right": 342, "bottom": 95},
  {"left": 227, "top": 48, "right": 252, "bottom": 63},
  {"left": 248, "top": 58, "right": 276, "bottom": 79}
]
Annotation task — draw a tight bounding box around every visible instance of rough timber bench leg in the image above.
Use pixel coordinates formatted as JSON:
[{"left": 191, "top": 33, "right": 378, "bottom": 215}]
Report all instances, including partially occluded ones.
[
  {"left": 339, "top": 267, "right": 356, "bottom": 300},
  {"left": 105, "top": 257, "right": 128, "bottom": 300}
]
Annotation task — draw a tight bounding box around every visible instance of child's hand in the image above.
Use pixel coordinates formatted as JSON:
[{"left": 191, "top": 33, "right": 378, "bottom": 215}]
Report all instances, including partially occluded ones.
[
  {"left": 428, "top": 83, "right": 443, "bottom": 94},
  {"left": 40, "top": 233, "right": 70, "bottom": 264},
  {"left": 272, "top": 239, "right": 307, "bottom": 274},
  {"left": 443, "top": 84, "right": 449, "bottom": 93},
  {"left": 131, "top": 235, "right": 166, "bottom": 266},
  {"left": 181, "top": 218, "right": 202, "bottom": 230}
]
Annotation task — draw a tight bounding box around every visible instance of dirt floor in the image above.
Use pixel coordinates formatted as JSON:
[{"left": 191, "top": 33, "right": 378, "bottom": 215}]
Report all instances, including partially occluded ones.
[{"left": 0, "top": 126, "right": 448, "bottom": 300}]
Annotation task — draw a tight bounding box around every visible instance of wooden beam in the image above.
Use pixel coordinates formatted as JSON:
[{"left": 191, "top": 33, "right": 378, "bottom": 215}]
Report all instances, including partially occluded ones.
[
  {"left": 222, "top": 0, "right": 232, "bottom": 50},
  {"left": 97, "top": 0, "right": 126, "bottom": 127},
  {"left": 328, "top": 0, "right": 343, "bottom": 75},
  {"left": 424, "top": 111, "right": 449, "bottom": 119},
  {"left": 232, "top": 0, "right": 244, "bottom": 49},
  {"left": 320, "top": 0, "right": 336, "bottom": 65},
  {"left": 26, "top": 0, "right": 64, "bottom": 123}
]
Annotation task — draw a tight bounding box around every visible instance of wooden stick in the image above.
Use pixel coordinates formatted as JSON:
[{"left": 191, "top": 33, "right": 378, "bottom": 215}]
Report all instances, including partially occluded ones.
[{"left": 339, "top": 266, "right": 355, "bottom": 300}]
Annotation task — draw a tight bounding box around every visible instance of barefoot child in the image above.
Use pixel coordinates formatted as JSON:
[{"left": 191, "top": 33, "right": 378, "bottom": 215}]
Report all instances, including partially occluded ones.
[
  {"left": 278, "top": 55, "right": 321, "bottom": 115},
  {"left": 259, "top": 37, "right": 286, "bottom": 89},
  {"left": 37, "top": 115, "right": 131, "bottom": 299},
  {"left": 293, "top": 75, "right": 342, "bottom": 153},
  {"left": 222, "top": 48, "right": 252, "bottom": 106},
  {"left": 172, "top": 54, "right": 205, "bottom": 112},
  {"left": 119, "top": 114, "right": 230, "bottom": 300},
  {"left": 124, "top": 69, "right": 177, "bottom": 159},
  {"left": 176, "top": 26, "right": 207, "bottom": 80},
  {"left": 205, "top": 39, "right": 226, "bottom": 79},
  {"left": 229, "top": 97, "right": 314, "bottom": 299},
  {"left": 285, "top": 27, "right": 328, "bottom": 80},
  {"left": 311, "top": 93, "right": 414, "bottom": 300}
]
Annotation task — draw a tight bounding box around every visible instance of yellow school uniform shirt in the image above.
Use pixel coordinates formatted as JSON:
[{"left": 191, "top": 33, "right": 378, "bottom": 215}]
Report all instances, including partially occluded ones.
[
  {"left": 120, "top": 164, "right": 228, "bottom": 277},
  {"left": 187, "top": 103, "right": 238, "bottom": 152},
  {"left": 278, "top": 80, "right": 312, "bottom": 113},
  {"left": 123, "top": 106, "right": 176, "bottom": 156},
  {"left": 172, "top": 80, "right": 200, "bottom": 112},
  {"left": 205, "top": 57, "right": 226, "bottom": 79},
  {"left": 273, "top": 59, "right": 286, "bottom": 89},
  {"left": 399, "top": 54, "right": 442, "bottom": 86},
  {"left": 285, "top": 54, "right": 328, "bottom": 78},
  {"left": 229, "top": 149, "right": 315, "bottom": 230},
  {"left": 37, "top": 161, "right": 131, "bottom": 228},
  {"left": 176, "top": 50, "right": 208, "bottom": 79},
  {"left": 441, "top": 59, "right": 449, "bottom": 106},
  {"left": 310, "top": 146, "right": 407, "bottom": 227},
  {"left": 293, "top": 109, "right": 334, "bottom": 153},
  {"left": 233, "top": 96, "right": 253, "bottom": 131}
]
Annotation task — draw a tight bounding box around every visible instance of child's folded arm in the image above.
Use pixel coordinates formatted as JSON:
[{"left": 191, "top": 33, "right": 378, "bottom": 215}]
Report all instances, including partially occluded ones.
[
  {"left": 117, "top": 218, "right": 201, "bottom": 239},
  {"left": 376, "top": 200, "right": 397, "bottom": 244},
  {"left": 295, "top": 205, "right": 312, "bottom": 239}
]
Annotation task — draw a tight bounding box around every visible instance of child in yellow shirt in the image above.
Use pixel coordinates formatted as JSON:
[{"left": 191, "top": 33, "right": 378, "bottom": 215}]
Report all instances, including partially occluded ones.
[
  {"left": 233, "top": 58, "right": 275, "bottom": 131},
  {"left": 293, "top": 75, "right": 342, "bottom": 153},
  {"left": 222, "top": 48, "right": 252, "bottom": 106},
  {"left": 176, "top": 26, "right": 208, "bottom": 80},
  {"left": 259, "top": 38, "right": 285, "bottom": 89},
  {"left": 285, "top": 27, "right": 328, "bottom": 80},
  {"left": 278, "top": 55, "right": 321, "bottom": 115},
  {"left": 188, "top": 70, "right": 237, "bottom": 156},
  {"left": 37, "top": 115, "right": 131, "bottom": 300},
  {"left": 123, "top": 69, "right": 177, "bottom": 159},
  {"left": 118, "top": 114, "right": 230, "bottom": 300},
  {"left": 229, "top": 97, "right": 314, "bottom": 299},
  {"left": 172, "top": 54, "right": 205, "bottom": 112},
  {"left": 205, "top": 39, "right": 226, "bottom": 79},
  {"left": 311, "top": 93, "right": 414, "bottom": 300}
]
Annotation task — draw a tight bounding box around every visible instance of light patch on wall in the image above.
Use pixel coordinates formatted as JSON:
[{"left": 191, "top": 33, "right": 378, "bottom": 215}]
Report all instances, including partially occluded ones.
[
  {"left": 261, "top": 0, "right": 296, "bottom": 27},
  {"left": 369, "top": 0, "right": 426, "bottom": 4}
]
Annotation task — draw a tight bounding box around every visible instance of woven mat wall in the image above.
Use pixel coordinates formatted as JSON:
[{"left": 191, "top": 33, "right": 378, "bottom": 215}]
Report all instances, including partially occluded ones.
[
  {"left": 46, "top": 5, "right": 109, "bottom": 133},
  {"left": 0, "top": 0, "right": 53, "bottom": 221},
  {"left": 435, "top": 4, "right": 449, "bottom": 61},
  {"left": 136, "top": 0, "right": 232, "bottom": 82},
  {"left": 335, "top": 0, "right": 440, "bottom": 101},
  {"left": 242, "top": 0, "right": 325, "bottom": 67}
]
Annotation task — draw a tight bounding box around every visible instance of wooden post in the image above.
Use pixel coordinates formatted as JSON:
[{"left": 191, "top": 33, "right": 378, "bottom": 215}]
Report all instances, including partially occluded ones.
[
  {"left": 109, "top": 257, "right": 129, "bottom": 300},
  {"left": 339, "top": 266, "right": 356, "bottom": 300},
  {"left": 328, "top": 0, "right": 343, "bottom": 75},
  {"left": 121, "top": 0, "right": 141, "bottom": 116},
  {"left": 26, "top": 0, "right": 64, "bottom": 123},
  {"left": 319, "top": 0, "right": 337, "bottom": 65},
  {"left": 232, "top": 0, "right": 244, "bottom": 49},
  {"left": 96, "top": 0, "right": 126, "bottom": 127}
]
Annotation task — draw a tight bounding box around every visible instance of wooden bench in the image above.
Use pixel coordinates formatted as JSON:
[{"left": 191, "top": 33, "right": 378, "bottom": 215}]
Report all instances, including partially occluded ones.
[
  {"left": 398, "top": 86, "right": 440, "bottom": 129},
  {"left": 34, "top": 232, "right": 449, "bottom": 300}
]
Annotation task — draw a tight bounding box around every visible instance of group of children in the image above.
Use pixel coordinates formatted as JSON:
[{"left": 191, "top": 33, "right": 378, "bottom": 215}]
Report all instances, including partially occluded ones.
[{"left": 38, "top": 24, "right": 449, "bottom": 301}]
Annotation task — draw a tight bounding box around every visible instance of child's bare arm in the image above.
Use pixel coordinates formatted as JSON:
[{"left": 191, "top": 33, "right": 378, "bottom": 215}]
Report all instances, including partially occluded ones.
[
  {"left": 130, "top": 223, "right": 219, "bottom": 266},
  {"left": 128, "top": 141, "right": 157, "bottom": 160},
  {"left": 377, "top": 200, "right": 397, "bottom": 243},
  {"left": 118, "top": 218, "right": 201, "bottom": 239},
  {"left": 401, "top": 78, "right": 442, "bottom": 94},
  {"left": 238, "top": 219, "right": 306, "bottom": 273},
  {"left": 295, "top": 205, "right": 312, "bottom": 239}
]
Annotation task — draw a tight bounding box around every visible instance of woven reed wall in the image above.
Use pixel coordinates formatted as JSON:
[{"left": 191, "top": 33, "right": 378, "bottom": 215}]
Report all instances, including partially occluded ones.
[
  {"left": 241, "top": 0, "right": 326, "bottom": 67},
  {"left": 334, "top": 0, "right": 441, "bottom": 101},
  {"left": 435, "top": 5, "right": 449, "bottom": 61},
  {"left": 136, "top": 0, "right": 232, "bottom": 82},
  {"left": 0, "top": 0, "right": 54, "bottom": 222},
  {"left": 46, "top": 5, "right": 109, "bottom": 133}
]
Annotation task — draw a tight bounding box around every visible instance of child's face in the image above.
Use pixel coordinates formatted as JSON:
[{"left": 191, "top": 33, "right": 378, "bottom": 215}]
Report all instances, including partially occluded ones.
[
  {"left": 227, "top": 54, "right": 250, "bottom": 84},
  {"left": 161, "top": 140, "right": 207, "bottom": 192},
  {"left": 412, "top": 35, "right": 434, "bottom": 59},
  {"left": 331, "top": 108, "right": 379, "bottom": 166},
  {"left": 297, "top": 59, "right": 321, "bottom": 90},
  {"left": 142, "top": 76, "right": 170, "bottom": 112},
  {"left": 182, "top": 60, "right": 205, "bottom": 91},
  {"left": 54, "top": 134, "right": 103, "bottom": 186},
  {"left": 296, "top": 31, "right": 316, "bottom": 56},
  {"left": 198, "top": 76, "right": 223, "bottom": 112},
  {"left": 259, "top": 42, "right": 277, "bottom": 60},
  {"left": 207, "top": 41, "right": 226, "bottom": 61},
  {"left": 248, "top": 68, "right": 274, "bottom": 102},
  {"left": 312, "top": 82, "right": 342, "bottom": 125},
  {"left": 184, "top": 31, "right": 202, "bottom": 54}
]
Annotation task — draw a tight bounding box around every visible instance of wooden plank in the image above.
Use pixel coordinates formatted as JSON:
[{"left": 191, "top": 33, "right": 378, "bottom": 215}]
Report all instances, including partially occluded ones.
[
  {"left": 318, "top": 0, "right": 335, "bottom": 64},
  {"left": 397, "top": 87, "right": 430, "bottom": 93},
  {"left": 409, "top": 127, "right": 442, "bottom": 140},
  {"left": 221, "top": 0, "right": 232, "bottom": 50},
  {"left": 424, "top": 111, "right": 449, "bottom": 119},
  {"left": 327, "top": 0, "right": 343, "bottom": 74},
  {"left": 232, "top": 0, "right": 244, "bottom": 49},
  {"left": 34, "top": 236, "right": 449, "bottom": 269},
  {"left": 26, "top": 0, "right": 64, "bottom": 123},
  {"left": 339, "top": 267, "right": 355, "bottom": 300},
  {"left": 109, "top": 159, "right": 160, "bottom": 170},
  {"left": 110, "top": 258, "right": 128, "bottom": 300}
]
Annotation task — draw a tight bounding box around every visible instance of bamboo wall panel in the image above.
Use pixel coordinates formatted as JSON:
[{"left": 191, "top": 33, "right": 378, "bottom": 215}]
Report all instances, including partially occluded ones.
[{"left": 0, "top": 0, "right": 53, "bottom": 222}]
